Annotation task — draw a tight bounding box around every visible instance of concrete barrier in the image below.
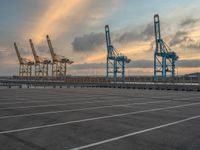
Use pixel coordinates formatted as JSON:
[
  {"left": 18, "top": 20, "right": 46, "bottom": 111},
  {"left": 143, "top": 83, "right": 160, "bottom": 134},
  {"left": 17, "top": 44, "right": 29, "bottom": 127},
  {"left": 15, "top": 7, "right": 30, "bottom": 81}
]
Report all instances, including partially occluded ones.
[{"left": 0, "top": 79, "right": 200, "bottom": 92}]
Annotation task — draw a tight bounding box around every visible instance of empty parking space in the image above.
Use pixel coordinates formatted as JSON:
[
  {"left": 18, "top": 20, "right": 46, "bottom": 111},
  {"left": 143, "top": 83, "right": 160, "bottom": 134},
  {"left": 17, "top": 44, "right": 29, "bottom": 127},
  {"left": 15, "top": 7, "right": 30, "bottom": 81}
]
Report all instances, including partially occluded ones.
[{"left": 0, "top": 88, "right": 199, "bottom": 150}]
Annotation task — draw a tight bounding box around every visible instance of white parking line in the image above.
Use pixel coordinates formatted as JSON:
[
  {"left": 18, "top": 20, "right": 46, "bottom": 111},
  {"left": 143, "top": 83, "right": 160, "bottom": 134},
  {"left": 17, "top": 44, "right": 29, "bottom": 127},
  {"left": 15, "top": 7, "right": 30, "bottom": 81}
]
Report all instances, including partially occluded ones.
[
  {"left": 174, "top": 97, "right": 200, "bottom": 101},
  {"left": 69, "top": 115, "right": 200, "bottom": 150},
  {"left": 0, "top": 100, "right": 170, "bottom": 119},
  {"left": 0, "top": 102, "right": 199, "bottom": 134},
  {"left": 0, "top": 99, "right": 83, "bottom": 105},
  {"left": 0, "top": 98, "right": 147, "bottom": 110},
  {"left": 0, "top": 95, "right": 170, "bottom": 105},
  {"left": 0, "top": 99, "right": 92, "bottom": 105},
  {"left": 152, "top": 96, "right": 200, "bottom": 101},
  {"left": 0, "top": 95, "right": 108, "bottom": 104},
  {"left": 0, "top": 96, "right": 129, "bottom": 105},
  {"left": 0, "top": 95, "right": 197, "bottom": 106}
]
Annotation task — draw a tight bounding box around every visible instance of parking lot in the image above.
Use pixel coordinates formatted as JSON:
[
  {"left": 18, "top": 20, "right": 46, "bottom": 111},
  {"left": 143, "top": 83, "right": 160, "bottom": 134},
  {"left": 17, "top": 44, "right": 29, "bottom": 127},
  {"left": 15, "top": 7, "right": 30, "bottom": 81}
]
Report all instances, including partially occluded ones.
[{"left": 0, "top": 88, "right": 199, "bottom": 150}]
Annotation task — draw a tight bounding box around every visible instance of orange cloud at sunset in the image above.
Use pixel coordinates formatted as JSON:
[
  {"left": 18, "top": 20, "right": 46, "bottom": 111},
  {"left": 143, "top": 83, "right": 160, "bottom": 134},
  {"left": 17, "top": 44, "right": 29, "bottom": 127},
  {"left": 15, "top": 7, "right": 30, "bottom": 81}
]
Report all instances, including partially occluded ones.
[
  {"left": 24, "top": 0, "right": 91, "bottom": 44},
  {"left": 83, "top": 40, "right": 153, "bottom": 64},
  {"left": 85, "top": 53, "right": 106, "bottom": 63}
]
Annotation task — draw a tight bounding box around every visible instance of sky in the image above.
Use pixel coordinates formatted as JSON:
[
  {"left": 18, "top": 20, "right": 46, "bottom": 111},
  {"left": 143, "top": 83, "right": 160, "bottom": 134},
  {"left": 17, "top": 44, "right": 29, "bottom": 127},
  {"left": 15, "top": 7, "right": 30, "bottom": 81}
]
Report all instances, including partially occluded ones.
[{"left": 1, "top": 0, "right": 200, "bottom": 76}]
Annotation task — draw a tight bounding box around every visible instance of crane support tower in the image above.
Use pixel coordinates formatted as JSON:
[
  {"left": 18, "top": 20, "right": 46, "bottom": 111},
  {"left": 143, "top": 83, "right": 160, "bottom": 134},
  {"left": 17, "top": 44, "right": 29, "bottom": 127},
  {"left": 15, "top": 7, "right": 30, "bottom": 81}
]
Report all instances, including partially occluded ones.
[
  {"left": 154, "top": 14, "right": 178, "bottom": 81},
  {"left": 29, "top": 39, "right": 51, "bottom": 78},
  {"left": 14, "top": 42, "right": 34, "bottom": 77},
  {"left": 105, "top": 25, "right": 131, "bottom": 82},
  {"left": 46, "top": 35, "right": 73, "bottom": 79}
]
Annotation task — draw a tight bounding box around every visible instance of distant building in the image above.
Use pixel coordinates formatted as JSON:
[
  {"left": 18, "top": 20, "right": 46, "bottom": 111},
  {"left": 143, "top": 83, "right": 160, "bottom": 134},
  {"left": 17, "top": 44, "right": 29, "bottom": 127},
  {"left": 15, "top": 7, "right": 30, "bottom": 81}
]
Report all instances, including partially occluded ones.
[{"left": 185, "top": 72, "right": 200, "bottom": 78}]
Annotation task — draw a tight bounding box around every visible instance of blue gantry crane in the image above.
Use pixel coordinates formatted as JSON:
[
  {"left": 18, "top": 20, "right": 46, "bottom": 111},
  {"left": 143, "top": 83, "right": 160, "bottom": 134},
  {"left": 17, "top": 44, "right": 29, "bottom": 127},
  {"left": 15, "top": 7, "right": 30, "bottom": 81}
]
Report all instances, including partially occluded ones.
[
  {"left": 154, "top": 14, "right": 178, "bottom": 81},
  {"left": 105, "top": 25, "right": 131, "bottom": 82}
]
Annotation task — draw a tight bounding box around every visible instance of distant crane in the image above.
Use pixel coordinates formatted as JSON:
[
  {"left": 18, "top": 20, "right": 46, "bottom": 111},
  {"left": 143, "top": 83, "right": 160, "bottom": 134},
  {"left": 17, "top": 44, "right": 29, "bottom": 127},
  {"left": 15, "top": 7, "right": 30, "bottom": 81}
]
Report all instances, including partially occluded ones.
[
  {"left": 14, "top": 42, "right": 34, "bottom": 77},
  {"left": 46, "top": 35, "right": 73, "bottom": 78},
  {"left": 29, "top": 39, "right": 51, "bottom": 77},
  {"left": 105, "top": 25, "right": 131, "bottom": 82},
  {"left": 154, "top": 14, "right": 178, "bottom": 81}
]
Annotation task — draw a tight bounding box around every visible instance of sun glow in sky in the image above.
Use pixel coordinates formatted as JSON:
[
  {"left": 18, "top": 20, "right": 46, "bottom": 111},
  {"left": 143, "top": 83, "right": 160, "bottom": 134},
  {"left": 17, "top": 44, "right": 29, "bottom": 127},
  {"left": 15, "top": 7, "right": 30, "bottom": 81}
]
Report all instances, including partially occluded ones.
[{"left": 0, "top": 0, "right": 200, "bottom": 76}]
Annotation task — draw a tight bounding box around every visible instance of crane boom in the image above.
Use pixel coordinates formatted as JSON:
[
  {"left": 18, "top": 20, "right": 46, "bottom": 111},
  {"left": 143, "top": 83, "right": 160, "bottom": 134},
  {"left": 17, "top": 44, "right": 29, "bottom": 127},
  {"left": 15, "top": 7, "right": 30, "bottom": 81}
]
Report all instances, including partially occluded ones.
[
  {"left": 105, "top": 25, "right": 115, "bottom": 59},
  {"left": 14, "top": 42, "right": 22, "bottom": 64},
  {"left": 29, "top": 39, "right": 39, "bottom": 63},
  {"left": 46, "top": 35, "right": 56, "bottom": 62},
  {"left": 154, "top": 14, "right": 162, "bottom": 53},
  {"left": 105, "top": 25, "right": 112, "bottom": 50},
  {"left": 14, "top": 42, "right": 34, "bottom": 77}
]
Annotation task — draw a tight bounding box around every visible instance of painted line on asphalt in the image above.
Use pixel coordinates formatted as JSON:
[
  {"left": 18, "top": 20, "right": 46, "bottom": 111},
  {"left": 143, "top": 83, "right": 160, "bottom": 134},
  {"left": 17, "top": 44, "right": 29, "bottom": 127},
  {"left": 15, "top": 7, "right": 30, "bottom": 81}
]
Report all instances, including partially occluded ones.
[
  {"left": 0, "top": 94, "right": 198, "bottom": 106},
  {"left": 69, "top": 115, "right": 200, "bottom": 150},
  {"left": 0, "top": 97, "right": 148, "bottom": 110},
  {"left": 0, "top": 95, "right": 171, "bottom": 105},
  {"left": 0, "top": 102, "right": 199, "bottom": 134},
  {"left": 0, "top": 98, "right": 102, "bottom": 105},
  {"left": 174, "top": 96, "right": 200, "bottom": 101},
  {"left": 0, "top": 100, "right": 170, "bottom": 119}
]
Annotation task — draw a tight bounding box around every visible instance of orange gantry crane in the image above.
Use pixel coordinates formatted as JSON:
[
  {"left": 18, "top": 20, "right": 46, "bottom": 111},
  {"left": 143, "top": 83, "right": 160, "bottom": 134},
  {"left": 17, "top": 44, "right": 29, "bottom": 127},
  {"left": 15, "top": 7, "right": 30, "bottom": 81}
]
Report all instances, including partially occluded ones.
[
  {"left": 46, "top": 35, "right": 73, "bottom": 79},
  {"left": 14, "top": 42, "right": 34, "bottom": 77},
  {"left": 29, "top": 39, "right": 51, "bottom": 78}
]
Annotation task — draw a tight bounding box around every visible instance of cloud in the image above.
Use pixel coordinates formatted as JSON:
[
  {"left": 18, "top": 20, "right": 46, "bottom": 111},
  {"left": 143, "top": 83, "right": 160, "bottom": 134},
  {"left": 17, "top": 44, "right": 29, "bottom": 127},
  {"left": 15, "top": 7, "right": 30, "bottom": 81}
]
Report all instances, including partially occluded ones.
[
  {"left": 115, "top": 30, "right": 139, "bottom": 44},
  {"left": 141, "top": 23, "right": 155, "bottom": 40},
  {"left": 37, "top": 44, "right": 50, "bottom": 54},
  {"left": 0, "top": 43, "right": 31, "bottom": 61},
  {"left": 72, "top": 60, "right": 153, "bottom": 70},
  {"left": 72, "top": 59, "right": 200, "bottom": 71},
  {"left": 71, "top": 15, "right": 154, "bottom": 54},
  {"left": 128, "top": 60, "right": 153, "bottom": 68},
  {"left": 0, "top": 47, "right": 10, "bottom": 59},
  {"left": 72, "top": 32, "right": 105, "bottom": 52},
  {"left": 169, "top": 31, "right": 189, "bottom": 46},
  {"left": 13, "top": 43, "right": 32, "bottom": 56},
  {"left": 0, "top": 46, "right": 20, "bottom": 64},
  {"left": 166, "top": 27, "right": 200, "bottom": 55},
  {"left": 71, "top": 63, "right": 105, "bottom": 70},
  {"left": 0, "top": 51, "right": 7, "bottom": 59},
  {"left": 25, "top": 0, "right": 119, "bottom": 44},
  {"left": 169, "top": 30, "right": 200, "bottom": 51},
  {"left": 186, "top": 40, "right": 200, "bottom": 50},
  {"left": 147, "top": 41, "right": 155, "bottom": 52},
  {"left": 177, "top": 59, "right": 200, "bottom": 67},
  {"left": 116, "top": 23, "right": 154, "bottom": 44},
  {"left": 24, "top": 0, "right": 92, "bottom": 44},
  {"left": 2, "top": 0, "right": 200, "bottom": 76},
  {"left": 0, "top": 63, "right": 18, "bottom": 76},
  {"left": 180, "top": 18, "right": 200, "bottom": 27}
]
